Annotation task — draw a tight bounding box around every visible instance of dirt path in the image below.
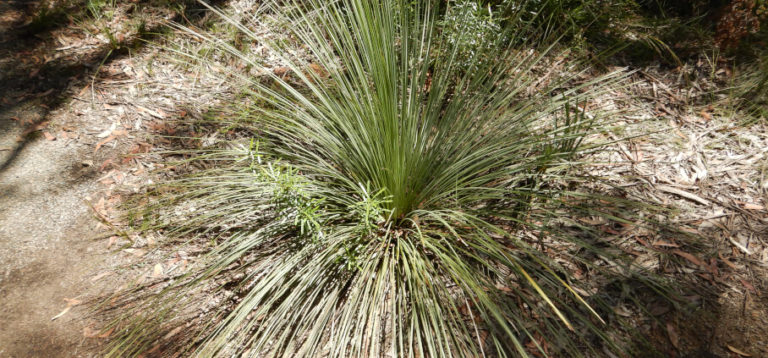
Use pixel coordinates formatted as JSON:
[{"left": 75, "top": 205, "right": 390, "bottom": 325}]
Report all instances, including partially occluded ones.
[
  {"left": 0, "top": 3, "right": 113, "bottom": 357},
  {"left": 0, "top": 2, "right": 176, "bottom": 356},
  {"left": 0, "top": 108, "right": 106, "bottom": 357},
  {"left": 0, "top": 2, "right": 227, "bottom": 355}
]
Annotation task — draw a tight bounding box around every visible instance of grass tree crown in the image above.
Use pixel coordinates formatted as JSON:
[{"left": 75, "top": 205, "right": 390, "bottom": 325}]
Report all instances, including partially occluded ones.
[{"left": 104, "top": 1, "right": 653, "bottom": 357}]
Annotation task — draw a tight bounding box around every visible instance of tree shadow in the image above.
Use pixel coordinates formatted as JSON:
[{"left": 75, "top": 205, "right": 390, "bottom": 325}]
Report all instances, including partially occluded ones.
[
  {"left": 551, "top": 184, "right": 768, "bottom": 357},
  {"left": 0, "top": 0, "right": 221, "bottom": 174},
  {"left": 95, "top": 114, "right": 766, "bottom": 356}
]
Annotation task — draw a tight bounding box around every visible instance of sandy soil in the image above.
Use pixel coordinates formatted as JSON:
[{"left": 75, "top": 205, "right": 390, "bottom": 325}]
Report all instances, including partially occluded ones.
[
  {"left": 0, "top": 105, "right": 107, "bottom": 357},
  {"left": 0, "top": 2, "right": 226, "bottom": 356},
  {"left": 0, "top": 4, "right": 114, "bottom": 357},
  {"left": 0, "top": 2, "right": 164, "bottom": 356}
]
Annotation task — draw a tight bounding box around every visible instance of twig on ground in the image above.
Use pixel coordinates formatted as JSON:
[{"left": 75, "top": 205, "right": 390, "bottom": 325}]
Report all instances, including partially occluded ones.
[{"left": 655, "top": 184, "right": 711, "bottom": 206}]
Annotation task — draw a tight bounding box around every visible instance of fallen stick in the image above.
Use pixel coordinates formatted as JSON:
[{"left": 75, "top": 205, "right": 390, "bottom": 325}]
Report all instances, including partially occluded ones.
[{"left": 655, "top": 185, "right": 710, "bottom": 206}]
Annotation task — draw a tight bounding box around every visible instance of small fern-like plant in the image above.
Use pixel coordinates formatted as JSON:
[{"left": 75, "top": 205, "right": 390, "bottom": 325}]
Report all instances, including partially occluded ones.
[{"left": 106, "top": 1, "right": 667, "bottom": 357}]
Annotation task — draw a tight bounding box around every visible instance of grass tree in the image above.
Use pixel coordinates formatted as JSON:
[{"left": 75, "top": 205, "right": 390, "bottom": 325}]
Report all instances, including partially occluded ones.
[{"left": 106, "top": 0, "right": 670, "bottom": 356}]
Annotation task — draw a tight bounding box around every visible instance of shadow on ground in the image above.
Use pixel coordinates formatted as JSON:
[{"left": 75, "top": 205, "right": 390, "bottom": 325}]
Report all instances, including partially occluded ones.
[
  {"left": 0, "top": 0, "right": 219, "bottom": 174},
  {"left": 0, "top": 1, "right": 221, "bottom": 357},
  {"left": 101, "top": 111, "right": 768, "bottom": 357}
]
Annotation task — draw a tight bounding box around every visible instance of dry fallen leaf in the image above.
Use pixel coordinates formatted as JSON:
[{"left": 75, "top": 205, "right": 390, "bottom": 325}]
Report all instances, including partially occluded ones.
[
  {"left": 718, "top": 252, "right": 738, "bottom": 269},
  {"left": 614, "top": 305, "right": 632, "bottom": 317},
  {"left": 107, "top": 236, "right": 118, "bottom": 248},
  {"left": 51, "top": 296, "right": 86, "bottom": 320},
  {"left": 739, "top": 279, "right": 756, "bottom": 293},
  {"left": 98, "top": 327, "right": 115, "bottom": 338},
  {"left": 83, "top": 327, "right": 99, "bottom": 338},
  {"left": 97, "top": 123, "right": 116, "bottom": 138},
  {"left": 91, "top": 196, "right": 108, "bottom": 219},
  {"left": 728, "top": 237, "right": 753, "bottom": 255},
  {"left": 679, "top": 227, "right": 700, "bottom": 235},
  {"left": 727, "top": 345, "right": 752, "bottom": 357},
  {"left": 94, "top": 135, "right": 115, "bottom": 153},
  {"left": 124, "top": 248, "right": 147, "bottom": 257},
  {"left": 135, "top": 105, "right": 165, "bottom": 119},
  {"left": 99, "top": 159, "right": 115, "bottom": 171},
  {"left": 63, "top": 298, "right": 82, "bottom": 306},
  {"left": 162, "top": 326, "right": 184, "bottom": 340},
  {"left": 666, "top": 322, "right": 680, "bottom": 349},
  {"left": 649, "top": 303, "right": 670, "bottom": 316},
  {"left": 94, "top": 127, "right": 129, "bottom": 152},
  {"left": 652, "top": 239, "right": 680, "bottom": 248},
  {"left": 152, "top": 263, "right": 164, "bottom": 278},
  {"left": 91, "top": 271, "right": 113, "bottom": 282},
  {"left": 273, "top": 66, "right": 290, "bottom": 77},
  {"left": 741, "top": 203, "right": 765, "bottom": 211},
  {"left": 36, "top": 88, "right": 54, "bottom": 98},
  {"left": 43, "top": 131, "right": 55, "bottom": 141},
  {"left": 77, "top": 84, "right": 90, "bottom": 97},
  {"left": 308, "top": 63, "right": 325, "bottom": 75},
  {"left": 50, "top": 306, "right": 71, "bottom": 321},
  {"left": 671, "top": 249, "right": 706, "bottom": 267},
  {"left": 33, "top": 121, "right": 49, "bottom": 131}
]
